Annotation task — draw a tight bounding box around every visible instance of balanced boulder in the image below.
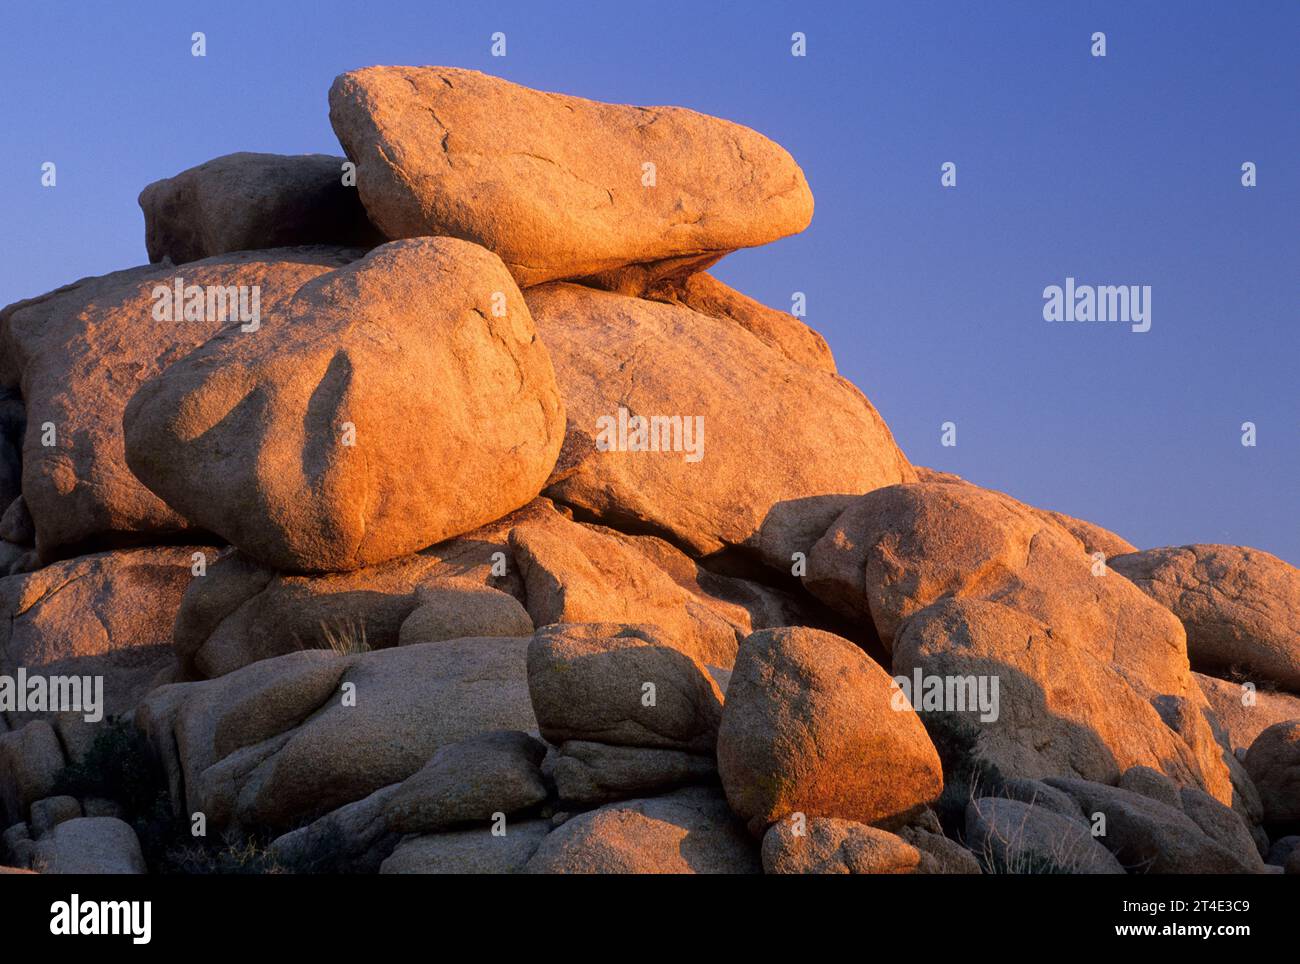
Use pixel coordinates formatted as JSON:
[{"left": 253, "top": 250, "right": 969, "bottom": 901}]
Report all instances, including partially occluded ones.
[{"left": 328, "top": 66, "right": 813, "bottom": 287}]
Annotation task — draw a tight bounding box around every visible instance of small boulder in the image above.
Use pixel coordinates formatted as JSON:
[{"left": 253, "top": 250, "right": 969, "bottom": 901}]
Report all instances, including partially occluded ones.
[
  {"left": 524, "top": 787, "right": 758, "bottom": 874},
  {"left": 268, "top": 784, "right": 401, "bottom": 874},
  {"left": 762, "top": 817, "right": 921, "bottom": 874},
  {"left": 717, "top": 626, "right": 943, "bottom": 836},
  {"left": 139, "top": 152, "right": 381, "bottom": 263},
  {"left": 398, "top": 582, "right": 533, "bottom": 646},
  {"left": 0, "top": 721, "right": 66, "bottom": 825},
  {"left": 526, "top": 623, "right": 724, "bottom": 752},
  {"left": 27, "top": 796, "right": 82, "bottom": 839},
  {"left": 31, "top": 817, "right": 145, "bottom": 874}
]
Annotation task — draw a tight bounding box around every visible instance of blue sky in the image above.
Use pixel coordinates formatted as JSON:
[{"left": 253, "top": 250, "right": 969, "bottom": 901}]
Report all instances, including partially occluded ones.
[{"left": 2, "top": 0, "right": 1296, "bottom": 563}]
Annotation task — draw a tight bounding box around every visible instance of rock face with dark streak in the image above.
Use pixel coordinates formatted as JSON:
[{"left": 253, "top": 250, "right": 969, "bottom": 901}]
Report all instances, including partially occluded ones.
[{"left": 124, "top": 238, "right": 565, "bottom": 573}]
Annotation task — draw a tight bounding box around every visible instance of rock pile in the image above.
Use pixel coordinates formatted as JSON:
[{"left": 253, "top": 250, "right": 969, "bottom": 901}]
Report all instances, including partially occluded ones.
[{"left": 1, "top": 67, "right": 1296, "bottom": 875}]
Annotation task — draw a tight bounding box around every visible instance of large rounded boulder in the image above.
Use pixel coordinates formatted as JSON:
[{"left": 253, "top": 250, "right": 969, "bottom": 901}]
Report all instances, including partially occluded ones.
[{"left": 124, "top": 237, "right": 565, "bottom": 572}]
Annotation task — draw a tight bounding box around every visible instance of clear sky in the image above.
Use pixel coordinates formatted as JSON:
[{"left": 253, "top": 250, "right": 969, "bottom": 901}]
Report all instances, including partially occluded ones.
[{"left": 2, "top": 0, "right": 1296, "bottom": 563}]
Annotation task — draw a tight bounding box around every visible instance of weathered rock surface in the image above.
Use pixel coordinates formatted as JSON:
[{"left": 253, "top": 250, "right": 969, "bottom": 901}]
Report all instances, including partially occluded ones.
[
  {"left": 0, "top": 391, "right": 22, "bottom": 515},
  {"left": 717, "top": 627, "right": 943, "bottom": 836},
  {"left": 1179, "top": 785, "right": 1263, "bottom": 863},
  {"left": 1117, "top": 765, "right": 1183, "bottom": 810},
  {"left": 1046, "top": 778, "right": 1264, "bottom": 873},
  {"left": 381, "top": 819, "right": 551, "bottom": 874},
  {"left": 0, "top": 721, "right": 65, "bottom": 825},
  {"left": 125, "top": 237, "right": 565, "bottom": 573},
  {"left": 524, "top": 787, "right": 758, "bottom": 874},
  {"left": 328, "top": 66, "right": 813, "bottom": 287},
  {"left": 169, "top": 500, "right": 555, "bottom": 678},
  {"left": 526, "top": 624, "right": 724, "bottom": 752},
  {"left": 806, "top": 482, "right": 1236, "bottom": 810},
  {"left": 1243, "top": 721, "right": 1300, "bottom": 825},
  {"left": 0, "top": 494, "right": 32, "bottom": 545},
  {"left": 139, "top": 152, "right": 382, "bottom": 264},
  {"left": 1, "top": 546, "right": 208, "bottom": 726},
  {"left": 138, "top": 637, "right": 536, "bottom": 831},
  {"left": 1195, "top": 672, "right": 1300, "bottom": 753},
  {"left": 398, "top": 581, "right": 533, "bottom": 646},
  {"left": 762, "top": 817, "right": 923, "bottom": 874},
  {"left": 0, "top": 248, "right": 356, "bottom": 559},
  {"left": 550, "top": 740, "right": 716, "bottom": 805},
  {"left": 30, "top": 817, "right": 146, "bottom": 874},
  {"left": 965, "top": 797, "right": 1125, "bottom": 874},
  {"left": 807, "top": 483, "right": 1189, "bottom": 696},
  {"left": 643, "top": 272, "right": 835, "bottom": 373},
  {"left": 170, "top": 496, "right": 797, "bottom": 679},
  {"left": 529, "top": 283, "right": 912, "bottom": 562},
  {"left": 908, "top": 469, "right": 1137, "bottom": 558},
  {"left": 268, "top": 784, "right": 401, "bottom": 873},
  {"left": 1030, "top": 507, "right": 1137, "bottom": 559},
  {"left": 383, "top": 731, "right": 548, "bottom": 833},
  {"left": 893, "top": 597, "right": 1232, "bottom": 811},
  {"left": 898, "top": 826, "right": 983, "bottom": 874},
  {"left": 511, "top": 511, "right": 754, "bottom": 667},
  {"left": 994, "top": 777, "right": 1088, "bottom": 824},
  {"left": 28, "top": 796, "right": 82, "bottom": 838},
  {"left": 1112, "top": 545, "right": 1300, "bottom": 693}
]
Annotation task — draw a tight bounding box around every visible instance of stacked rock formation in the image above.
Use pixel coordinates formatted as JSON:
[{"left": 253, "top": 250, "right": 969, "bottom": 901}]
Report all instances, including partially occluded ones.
[{"left": 1, "top": 67, "right": 1296, "bottom": 875}]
